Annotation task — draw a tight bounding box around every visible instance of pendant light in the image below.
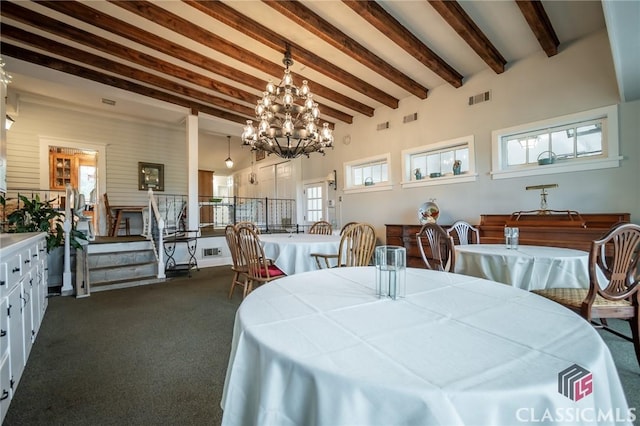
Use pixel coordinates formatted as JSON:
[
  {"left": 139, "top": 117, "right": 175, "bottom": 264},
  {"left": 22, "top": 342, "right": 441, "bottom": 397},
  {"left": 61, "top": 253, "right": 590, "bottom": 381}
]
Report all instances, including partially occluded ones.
[
  {"left": 249, "top": 151, "right": 258, "bottom": 185},
  {"left": 225, "top": 135, "right": 233, "bottom": 169}
]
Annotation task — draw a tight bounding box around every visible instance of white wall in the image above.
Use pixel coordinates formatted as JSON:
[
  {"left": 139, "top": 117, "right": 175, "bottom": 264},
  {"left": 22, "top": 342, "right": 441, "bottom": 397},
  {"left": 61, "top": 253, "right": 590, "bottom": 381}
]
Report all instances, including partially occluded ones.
[
  {"left": 6, "top": 96, "right": 187, "bottom": 233},
  {"left": 300, "top": 29, "right": 639, "bottom": 241}
]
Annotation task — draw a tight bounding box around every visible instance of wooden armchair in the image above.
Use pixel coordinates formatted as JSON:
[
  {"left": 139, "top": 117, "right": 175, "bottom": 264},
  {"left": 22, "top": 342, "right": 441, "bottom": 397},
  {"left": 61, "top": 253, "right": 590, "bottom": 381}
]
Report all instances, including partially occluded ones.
[
  {"left": 416, "top": 223, "right": 455, "bottom": 272},
  {"left": 533, "top": 223, "right": 640, "bottom": 366},
  {"left": 309, "top": 220, "right": 332, "bottom": 235},
  {"left": 311, "top": 222, "right": 376, "bottom": 269}
]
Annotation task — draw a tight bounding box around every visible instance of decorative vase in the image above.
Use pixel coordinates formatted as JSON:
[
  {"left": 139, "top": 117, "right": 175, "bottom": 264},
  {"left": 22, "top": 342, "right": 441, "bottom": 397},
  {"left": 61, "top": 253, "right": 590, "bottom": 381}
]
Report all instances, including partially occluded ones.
[
  {"left": 414, "top": 168, "right": 422, "bottom": 180},
  {"left": 453, "top": 160, "right": 462, "bottom": 175},
  {"left": 418, "top": 199, "right": 440, "bottom": 224}
]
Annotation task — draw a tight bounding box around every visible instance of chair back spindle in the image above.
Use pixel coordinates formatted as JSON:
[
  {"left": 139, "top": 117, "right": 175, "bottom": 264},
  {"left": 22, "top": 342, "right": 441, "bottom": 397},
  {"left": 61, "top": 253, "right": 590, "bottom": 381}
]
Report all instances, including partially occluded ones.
[
  {"left": 309, "top": 220, "right": 333, "bottom": 235},
  {"left": 447, "top": 220, "right": 480, "bottom": 245}
]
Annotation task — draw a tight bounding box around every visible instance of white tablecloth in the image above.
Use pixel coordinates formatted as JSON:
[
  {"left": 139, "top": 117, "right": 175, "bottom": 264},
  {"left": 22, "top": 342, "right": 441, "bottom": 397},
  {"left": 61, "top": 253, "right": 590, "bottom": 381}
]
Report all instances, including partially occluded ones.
[
  {"left": 260, "top": 233, "right": 341, "bottom": 275},
  {"left": 221, "top": 267, "right": 630, "bottom": 426},
  {"left": 454, "top": 244, "right": 592, "bottom": 291}
]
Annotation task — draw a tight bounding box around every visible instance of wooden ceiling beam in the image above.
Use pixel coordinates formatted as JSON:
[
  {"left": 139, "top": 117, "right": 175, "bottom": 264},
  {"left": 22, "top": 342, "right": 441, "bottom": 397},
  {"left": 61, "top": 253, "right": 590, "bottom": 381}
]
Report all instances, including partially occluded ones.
[
  {"left": 516, "top": 0, "right": 559, "bottom": 57},
  {"left": 427, "top": 0, "right": 507, "bottom": 74},
  {"left": 184, "top": 0, "right": 388, "bottom": 112},
  {"left": 342, "top": 0, "right": 463, "bottom": 88},
  {"left": 0, "top": 3, "right": 258, "bottom": 103},
  {"left": 0, "top": 43, "right": 249, "bottom": 125},
  {"left": 264, "top": 0, "right": 429, "bottom": 99},
  {"left": 1, "top": 25, "right": 256, "bottom": 118},
  {"left": 33, "top": 0, "right": 349, "bottom": 123},
  {"left": 111, "top": 0, "right": 353, "bottom": 123}
]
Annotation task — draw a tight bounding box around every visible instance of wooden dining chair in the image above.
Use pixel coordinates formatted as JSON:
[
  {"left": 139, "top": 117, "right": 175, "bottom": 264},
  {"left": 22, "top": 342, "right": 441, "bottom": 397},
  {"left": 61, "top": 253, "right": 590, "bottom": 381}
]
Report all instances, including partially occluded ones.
[
  {"left": 237, "top": 225, "right": 285, "bottom": 294},
  {"left": 416, "top": 223, "right": 455, "bottom": 272},
  {"left": 235, "top": 221, "right": 260, "bottom": 233},
  {"left": 532, "top": 223, "right": 640, "bottom": 366},
  {"left": 225, "top": 225, "right": 250, "bottom": 299},
  {"left": 311, "top": 221, "right": 356, "bottom": 268},
  {"left": 103, "top": 193, "right": 130, "bottom": 236},
  {"left": 309, "top": 220, "right": 332, "bottom": 235},
  {"left": 311, "top": 222, "right": 376, "bottom": 269},
  {"left": 447, "top": 220, "right": 480, "bottom": 245}
]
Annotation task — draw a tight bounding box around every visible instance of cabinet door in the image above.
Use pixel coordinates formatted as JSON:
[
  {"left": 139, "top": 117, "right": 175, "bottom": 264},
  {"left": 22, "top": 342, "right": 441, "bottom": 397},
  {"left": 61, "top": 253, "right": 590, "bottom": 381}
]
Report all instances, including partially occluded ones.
[
  {"left": 0, "top": 352, "right": 9, "bottom": 425},
  {"left": 0, "top": 297, "right": 7, "bottom": 357},
  {"left": 0, "top": 262, "right": 6, "bottom": 300},
  {"left": 22, "top": 273, "right": 34, "bottom": 359},
  {"left": 0, "top": 297, "right": 9, "bottom": 425},
  {"left": 31, "top": 265, "right": 43, "bottom": 337},
  {"left": 7, "top": 282, "right": 25, "bottom": 390}
]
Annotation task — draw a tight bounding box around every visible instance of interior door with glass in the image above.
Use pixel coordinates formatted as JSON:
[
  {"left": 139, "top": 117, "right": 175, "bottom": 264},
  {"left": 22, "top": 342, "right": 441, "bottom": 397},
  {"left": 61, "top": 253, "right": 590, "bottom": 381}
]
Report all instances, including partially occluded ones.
[{"left": 303, "top": 182, "right": 326, "bottom": 226}]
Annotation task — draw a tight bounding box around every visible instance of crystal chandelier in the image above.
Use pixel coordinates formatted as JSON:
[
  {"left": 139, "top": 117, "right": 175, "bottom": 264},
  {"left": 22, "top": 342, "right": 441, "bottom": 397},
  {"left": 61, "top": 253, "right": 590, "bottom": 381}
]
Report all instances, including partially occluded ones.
[{"left": 241, "top": 47, "right": 334, "bottom": 159}]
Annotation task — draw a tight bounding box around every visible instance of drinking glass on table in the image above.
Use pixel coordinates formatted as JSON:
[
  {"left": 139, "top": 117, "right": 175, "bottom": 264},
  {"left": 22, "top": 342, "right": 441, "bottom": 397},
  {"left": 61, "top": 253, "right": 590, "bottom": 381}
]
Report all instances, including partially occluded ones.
[
  {"left": 504, "top": 227, "right": 512, "bottom": 249},
  {"left": 510, "top": 227, "right": 519, "bottom": 249}
]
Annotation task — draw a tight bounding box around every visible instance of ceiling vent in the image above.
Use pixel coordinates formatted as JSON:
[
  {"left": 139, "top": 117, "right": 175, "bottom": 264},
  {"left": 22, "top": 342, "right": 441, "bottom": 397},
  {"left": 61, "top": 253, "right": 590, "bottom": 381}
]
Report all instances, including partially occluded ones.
[
  {"left": 376, "top": 121, "right": 390, "bottom": 131},
  {"left": 468, "top": 91, "right": 491, "bottom": 106},
  {"left": 403, "top": 112, "right": 418, "bottom": 123}
]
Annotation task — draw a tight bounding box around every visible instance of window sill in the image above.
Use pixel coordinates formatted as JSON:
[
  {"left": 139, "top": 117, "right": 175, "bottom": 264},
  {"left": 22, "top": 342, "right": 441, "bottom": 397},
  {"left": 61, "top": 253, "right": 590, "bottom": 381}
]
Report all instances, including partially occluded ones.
[
  {"left": 401, "top": 173, "right": 477, "bottom": 188},
  {"left": 343, "top": 183, "right": 394, "bottom": 194},
  {"left": 491, "top": 156, "right": 622, "bottom": 180}
]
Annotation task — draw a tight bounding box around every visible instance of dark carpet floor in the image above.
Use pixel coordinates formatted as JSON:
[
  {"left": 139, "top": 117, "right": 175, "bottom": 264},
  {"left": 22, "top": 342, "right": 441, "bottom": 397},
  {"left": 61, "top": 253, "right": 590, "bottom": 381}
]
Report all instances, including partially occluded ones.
[
  {"left": 4, "top": 266, "right": 241, "bottom": 426},
  {"left": 4, "top": 266, "right": 638, "bottom": 425}
]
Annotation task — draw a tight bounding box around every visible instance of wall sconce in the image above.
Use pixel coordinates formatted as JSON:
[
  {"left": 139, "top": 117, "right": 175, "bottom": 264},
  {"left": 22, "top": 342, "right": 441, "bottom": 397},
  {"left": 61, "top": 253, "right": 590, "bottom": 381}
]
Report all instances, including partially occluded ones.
[
  {"left": 327, "top": 169, "right": 337, "bottom": 190},
  {"left": 5, "top": 115, "right": 14, "bottom": 130}
]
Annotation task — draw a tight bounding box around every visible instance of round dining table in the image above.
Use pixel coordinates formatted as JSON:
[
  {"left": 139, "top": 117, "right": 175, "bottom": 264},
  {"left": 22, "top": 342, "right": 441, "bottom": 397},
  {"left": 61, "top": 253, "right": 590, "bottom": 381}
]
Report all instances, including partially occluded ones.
[
  {"left": 220, "top": 267, "right": 631, "bottom": 426},
  {"left": 259, "top": 233, "right": 341, "bottom": 275},
  {"left": 454, "top": 244, "right": 593, "bottom": 291}
]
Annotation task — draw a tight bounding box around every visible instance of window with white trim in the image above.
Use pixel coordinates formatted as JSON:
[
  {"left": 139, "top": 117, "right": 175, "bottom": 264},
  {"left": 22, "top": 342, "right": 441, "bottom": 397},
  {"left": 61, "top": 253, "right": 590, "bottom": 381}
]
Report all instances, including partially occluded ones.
[
  {"left": 344, "top": 153, "right": 392, "bottom": 193},
  {"left": 401, "top": 136, "right": 477, "bottom": 188},
  {"left": 491, "top": 105, "right": 620, "bottom": 179}
]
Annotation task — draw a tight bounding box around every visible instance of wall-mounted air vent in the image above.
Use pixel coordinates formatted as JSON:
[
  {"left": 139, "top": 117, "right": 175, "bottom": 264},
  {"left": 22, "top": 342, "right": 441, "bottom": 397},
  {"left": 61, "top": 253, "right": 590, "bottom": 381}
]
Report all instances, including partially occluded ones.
[
  {"left": 376, "top": 121, "right": 390, "bottom": 131},
  {"left": 203, "top": 247, "right": 221, "bottom": 257},
  {"left": 101, "top": 98, "right": 116, "bottom": 106},
  {"left": 468, "top": 91, "right": 491, "bottom": 106},
  {"left": 403, "top": 112, "right": 418, "bottom": 123}
]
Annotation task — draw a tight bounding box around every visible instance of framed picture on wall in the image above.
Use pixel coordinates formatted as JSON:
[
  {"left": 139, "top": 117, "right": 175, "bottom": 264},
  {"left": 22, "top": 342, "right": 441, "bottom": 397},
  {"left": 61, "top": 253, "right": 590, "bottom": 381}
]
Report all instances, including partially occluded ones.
[
  {"left": 255, "top": 150, "right": 266, "bottom": 161},
  {"left": 139, "top": 162, "right": 164, "bottom": 191}
]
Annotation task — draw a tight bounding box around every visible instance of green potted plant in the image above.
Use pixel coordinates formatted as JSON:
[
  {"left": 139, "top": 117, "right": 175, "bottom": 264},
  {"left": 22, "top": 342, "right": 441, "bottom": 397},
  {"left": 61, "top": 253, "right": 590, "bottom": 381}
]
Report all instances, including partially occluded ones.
[
  {"left": 1, "top": 194, "right": 86, "bottom": 252},
  {"left": 1, "top": 194, "right": 87, "bottom": 290}
]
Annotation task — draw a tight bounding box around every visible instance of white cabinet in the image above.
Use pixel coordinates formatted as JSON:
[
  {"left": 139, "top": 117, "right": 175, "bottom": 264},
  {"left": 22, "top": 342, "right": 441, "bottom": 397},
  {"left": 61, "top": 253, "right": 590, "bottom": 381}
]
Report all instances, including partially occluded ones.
[
  {"left": 0, "top": 232, "right": 48, "bottom": 424},
  {"left": 0, "top": 298, "right": 9, "bottom": 422}
]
